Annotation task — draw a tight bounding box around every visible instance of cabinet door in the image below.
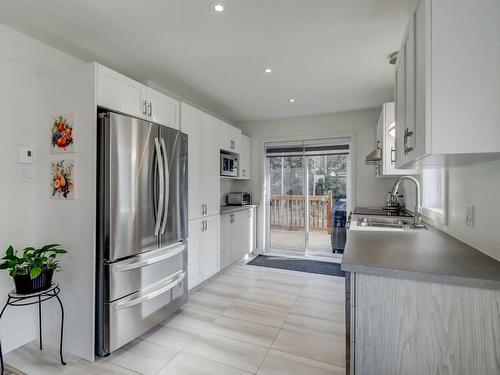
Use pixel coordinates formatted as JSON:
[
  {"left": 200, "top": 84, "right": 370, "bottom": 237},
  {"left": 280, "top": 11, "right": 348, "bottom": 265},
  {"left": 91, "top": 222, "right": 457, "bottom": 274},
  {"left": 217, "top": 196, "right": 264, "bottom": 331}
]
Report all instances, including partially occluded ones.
[
  {"left": 404, "top": 14, "right": 416, "bottom": 156},
  {"left": 239, "top": 135, "right": 251, "bottom": 179},
  {"left": 220, "top": 214, "right": 233, "bottom": 270},
  {"left": 219, "top": 121, "right": 233, "bottom": 152},
  {"left": 231, "top": 127, "right": 242, "bottom": 154},
  {"left": 202, "top": 115, "right": 221, "bottom": 217},
  {"left": 147, "top": 88, "right": 179, "bottom": 129},
  {"left": 97, "top": 64, "right": 143, "bottom": 118},
  {"left": 188, "top": 219, "right": 203, "bottom": 290},
  {"left": 231, "top": 210, "right": 252, "bottom": 262},
  {"left": 202, "top": 215, "right": 220, "bottom": 279},
  {"left": 181, "top": 104, "right": 204, "bottom": 220},
  {"left": 394, "top": 38, "right": 406, "bottom": 168}
]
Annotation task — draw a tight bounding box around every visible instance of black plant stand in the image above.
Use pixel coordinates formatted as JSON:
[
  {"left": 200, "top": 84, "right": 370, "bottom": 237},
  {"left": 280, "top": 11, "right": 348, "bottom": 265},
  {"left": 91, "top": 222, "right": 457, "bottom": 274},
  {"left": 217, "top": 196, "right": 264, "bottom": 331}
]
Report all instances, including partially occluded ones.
[{"left": 0, "top": 283, "right": 66, "bottom": 375}]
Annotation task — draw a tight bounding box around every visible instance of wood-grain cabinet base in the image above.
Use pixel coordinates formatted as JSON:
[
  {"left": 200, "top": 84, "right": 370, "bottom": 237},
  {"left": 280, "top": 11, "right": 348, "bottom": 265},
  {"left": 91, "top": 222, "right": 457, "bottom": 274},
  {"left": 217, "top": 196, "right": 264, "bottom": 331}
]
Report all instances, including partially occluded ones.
[{"left": 351, "top": 273, "right": 500, "bottom": 375}]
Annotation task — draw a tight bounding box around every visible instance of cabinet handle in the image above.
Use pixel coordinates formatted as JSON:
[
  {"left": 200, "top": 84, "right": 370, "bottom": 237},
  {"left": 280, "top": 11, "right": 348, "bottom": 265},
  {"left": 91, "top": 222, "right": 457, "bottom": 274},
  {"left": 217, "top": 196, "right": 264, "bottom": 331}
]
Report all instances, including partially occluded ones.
[
  {"left": 148, "top": 102, "right": 153, "bottom": 117},
  {"left": 404, "top": 128, "right": 414, "bottom": 155},
  {"left": 204, "top": 203, "right": 207, "bottom": 215},
  {"left": 201, "top": 204, "right": 204, "bottom": 215},
  {"left": 242, "top": 170, "right": 246, "bottom": 177},
  {"left": 143, "top": 100, "right": 147, "bottom": 115},
  {"left": 205, "top": 220, "right": 208, "bottom": 231},
  {"left": 391, "top": 148, "right": 396, "bottom": 163}
]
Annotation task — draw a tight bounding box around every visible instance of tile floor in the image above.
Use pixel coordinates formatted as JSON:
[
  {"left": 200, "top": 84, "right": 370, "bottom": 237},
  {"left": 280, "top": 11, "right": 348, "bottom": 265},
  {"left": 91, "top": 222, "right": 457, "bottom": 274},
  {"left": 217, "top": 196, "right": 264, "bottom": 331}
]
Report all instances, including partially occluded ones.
[{"left": 5, "top": 262, "right": 346, "bottom": 375}]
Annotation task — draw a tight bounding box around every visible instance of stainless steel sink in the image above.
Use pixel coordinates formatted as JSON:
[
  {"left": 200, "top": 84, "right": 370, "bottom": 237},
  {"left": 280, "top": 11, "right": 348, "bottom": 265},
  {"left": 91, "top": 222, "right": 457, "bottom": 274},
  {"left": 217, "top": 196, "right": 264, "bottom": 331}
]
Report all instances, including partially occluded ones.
[{"left": 353, "top": 216, "right": 427, "bottom": 231}]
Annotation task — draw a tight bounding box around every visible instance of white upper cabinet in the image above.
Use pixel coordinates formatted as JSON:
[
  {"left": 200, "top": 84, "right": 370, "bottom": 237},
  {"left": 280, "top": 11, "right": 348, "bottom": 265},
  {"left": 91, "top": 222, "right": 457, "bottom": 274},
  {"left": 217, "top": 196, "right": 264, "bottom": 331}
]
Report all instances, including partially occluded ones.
[
  {"left": 238, "top": 135, "right": 251, "bottom": 179},
  {"left": 145, "top": 87, "right": 179, "bottom": 129},
  {"left": 377, "top": 102, "right": 417, "bottom": 177},
  {"left": 97, "top": 64, "right": 143, "bottom": 118},
  {"left": 97, "top": 64, "right": 179, "bottom": 129},
  {"left": 219, "top": 121, "right": 241, "bottom": 154},
  {"left": 395, "top": 0, "right": 500, "bottom": 168},
  {"left": 180, "top": 104, "right": 220, "bottom": 220}
]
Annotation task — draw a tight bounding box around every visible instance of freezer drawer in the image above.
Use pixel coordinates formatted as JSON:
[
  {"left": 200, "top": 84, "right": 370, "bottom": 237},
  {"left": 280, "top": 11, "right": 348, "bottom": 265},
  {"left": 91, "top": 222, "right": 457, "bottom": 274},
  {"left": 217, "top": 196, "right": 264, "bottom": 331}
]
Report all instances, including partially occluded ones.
[
  {"left": 105, "top": 269, "right": 187, "bottom": 353},
  {"left": 106, "top": 241, "right": 186, "bottom": 302}
]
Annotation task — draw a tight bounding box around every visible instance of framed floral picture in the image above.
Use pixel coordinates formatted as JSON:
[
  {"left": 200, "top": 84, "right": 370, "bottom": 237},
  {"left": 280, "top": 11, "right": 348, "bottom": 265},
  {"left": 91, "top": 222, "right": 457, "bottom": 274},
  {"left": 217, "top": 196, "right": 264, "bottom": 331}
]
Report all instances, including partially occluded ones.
[
  {"left": 50, "top": 159, "right": 76, "bottom": 200},
  {"left": 50, "top": 113, "right": 75, "bottom": 153}
]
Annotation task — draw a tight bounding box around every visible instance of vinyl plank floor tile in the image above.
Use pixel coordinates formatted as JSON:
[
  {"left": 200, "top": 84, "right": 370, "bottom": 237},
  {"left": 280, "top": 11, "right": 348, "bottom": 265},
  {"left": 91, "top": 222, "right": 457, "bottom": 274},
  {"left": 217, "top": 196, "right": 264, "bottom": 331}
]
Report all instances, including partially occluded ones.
[
  {"left": 223, "top": 303, "right": 288, "bottom": 328},
  {"left": 167, "top": 307, "right": 220, "bottom": 330},
  {"left": 283, "top": 313, "right": 345, "bottom": 341},
  {"left": 183, "top": 332, "right": 268, "bottom": 373},
  {"left": 291, "top": 297, "right": 345, "bottom": 322},
  {"left": 271, "top": 330, "right": 345, "bottom": 367},
  {"left": 141, "top": 323, "right": 202, "bottom": 350},
  {"left": 105, "top": 338, "right": 179, "bottom": 375},
  {"left": 206, "top": 316, "right": 279, "bottom": 347},
  {"left": 157, "top": 352, "right": 252, "bottom": 375},
  {"left": 257, "top": 349, "right": 345, "bottom": 375}
]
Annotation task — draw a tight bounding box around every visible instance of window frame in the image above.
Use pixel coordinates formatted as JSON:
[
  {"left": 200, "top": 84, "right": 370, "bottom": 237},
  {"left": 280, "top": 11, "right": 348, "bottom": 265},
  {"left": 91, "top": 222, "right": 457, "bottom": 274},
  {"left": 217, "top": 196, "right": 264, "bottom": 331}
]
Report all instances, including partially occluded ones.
[{"left": 422, "top": 169, "right": 448, "bottom": 226}]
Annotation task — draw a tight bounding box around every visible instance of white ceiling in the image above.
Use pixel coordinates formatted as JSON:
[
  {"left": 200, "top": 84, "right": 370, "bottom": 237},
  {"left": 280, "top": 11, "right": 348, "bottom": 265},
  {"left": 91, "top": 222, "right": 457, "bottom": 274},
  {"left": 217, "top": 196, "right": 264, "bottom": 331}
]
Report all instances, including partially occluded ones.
[{"left": 0, "top": 0, "right": 415, "bottom": 123}]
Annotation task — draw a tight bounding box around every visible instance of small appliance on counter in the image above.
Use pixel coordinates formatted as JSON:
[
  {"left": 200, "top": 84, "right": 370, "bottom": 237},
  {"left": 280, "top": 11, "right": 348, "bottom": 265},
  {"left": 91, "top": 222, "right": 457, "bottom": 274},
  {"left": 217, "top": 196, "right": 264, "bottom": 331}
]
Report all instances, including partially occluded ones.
[
  {"left": 227, "top": 192, "right": 253, "bottom": 206},
  {"left": 220, "top": 152, "right": 238, "bottom": 177}
]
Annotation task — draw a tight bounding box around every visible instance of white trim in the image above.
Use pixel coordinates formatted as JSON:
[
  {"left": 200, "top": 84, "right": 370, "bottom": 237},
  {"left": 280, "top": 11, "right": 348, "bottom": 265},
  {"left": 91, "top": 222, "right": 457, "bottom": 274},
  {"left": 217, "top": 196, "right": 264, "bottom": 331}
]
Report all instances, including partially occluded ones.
[{"left": 422, "top": 169, "right": 448, "bottom": 226}]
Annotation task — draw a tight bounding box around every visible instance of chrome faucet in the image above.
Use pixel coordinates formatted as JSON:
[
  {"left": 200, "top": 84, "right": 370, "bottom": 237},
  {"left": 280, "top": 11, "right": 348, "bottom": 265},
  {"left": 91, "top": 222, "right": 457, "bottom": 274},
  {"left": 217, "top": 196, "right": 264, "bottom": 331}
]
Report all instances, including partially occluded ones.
[{"left": 390, "top": 176, "right": 423, "bottom": 227}]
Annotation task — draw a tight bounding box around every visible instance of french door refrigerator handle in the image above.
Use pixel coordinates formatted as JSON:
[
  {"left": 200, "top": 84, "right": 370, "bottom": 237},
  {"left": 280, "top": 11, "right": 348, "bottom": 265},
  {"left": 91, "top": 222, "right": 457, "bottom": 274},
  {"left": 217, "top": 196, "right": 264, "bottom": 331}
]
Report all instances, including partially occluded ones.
[
  {"left": 160, "top": 138, "right": 169, "bottom": 234},
  {"left": 154, "top": 137, "right": 164, "bottom": 236},
  {"left": 114, "top": 271, "right": 186, "bottom": 311}
]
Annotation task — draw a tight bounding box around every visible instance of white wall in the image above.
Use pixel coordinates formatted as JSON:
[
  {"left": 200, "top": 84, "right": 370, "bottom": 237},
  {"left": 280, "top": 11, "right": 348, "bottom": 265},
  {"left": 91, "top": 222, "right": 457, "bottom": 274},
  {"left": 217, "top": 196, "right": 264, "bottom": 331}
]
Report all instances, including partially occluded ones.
[
  {"left": 237, "top": 108, "right": 397, "bottom": 251},
  {"left": 0, "top": 24, "right": 81, "bottom": 353},
  {"left": 404, "top": 160, "right": 500, "bottom": 261}
]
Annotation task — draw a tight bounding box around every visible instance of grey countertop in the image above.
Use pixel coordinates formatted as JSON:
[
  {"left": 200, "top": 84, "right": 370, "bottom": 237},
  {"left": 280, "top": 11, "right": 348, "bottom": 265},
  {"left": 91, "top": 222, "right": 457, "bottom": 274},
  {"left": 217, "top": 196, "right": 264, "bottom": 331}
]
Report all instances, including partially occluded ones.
[
  {"left": 220, "top": 205, "right": 258, "bottom": 214},
  {"left": 341, "top": 216, "right": 500, "bottom": 289}
]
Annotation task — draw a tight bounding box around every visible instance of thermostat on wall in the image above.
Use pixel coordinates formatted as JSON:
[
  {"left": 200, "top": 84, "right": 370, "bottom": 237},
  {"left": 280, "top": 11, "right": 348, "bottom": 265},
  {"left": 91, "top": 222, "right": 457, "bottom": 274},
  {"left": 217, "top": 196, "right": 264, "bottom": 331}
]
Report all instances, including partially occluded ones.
[{"left": 18, "top": 146, "right": 33, "bottom": 164}]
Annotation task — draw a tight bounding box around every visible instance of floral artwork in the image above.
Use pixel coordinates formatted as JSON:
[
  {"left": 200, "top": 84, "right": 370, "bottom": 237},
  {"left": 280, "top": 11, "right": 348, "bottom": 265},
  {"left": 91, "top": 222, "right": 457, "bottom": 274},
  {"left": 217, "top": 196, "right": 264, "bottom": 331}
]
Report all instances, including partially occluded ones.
[
  {"left": 50, "top": 160, "right": 76, "bottom": 200},
  {"left": 51, "top": 113, "right": 75, "bottom": 153}
]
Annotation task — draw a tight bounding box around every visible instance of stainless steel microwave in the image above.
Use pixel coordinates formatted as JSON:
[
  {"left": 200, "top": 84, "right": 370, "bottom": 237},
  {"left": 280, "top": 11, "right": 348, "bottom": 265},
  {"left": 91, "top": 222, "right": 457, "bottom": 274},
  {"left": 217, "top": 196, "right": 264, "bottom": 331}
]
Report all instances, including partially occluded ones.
[{"left": 220, "top": 153, "right": 238, "bottom": 177}]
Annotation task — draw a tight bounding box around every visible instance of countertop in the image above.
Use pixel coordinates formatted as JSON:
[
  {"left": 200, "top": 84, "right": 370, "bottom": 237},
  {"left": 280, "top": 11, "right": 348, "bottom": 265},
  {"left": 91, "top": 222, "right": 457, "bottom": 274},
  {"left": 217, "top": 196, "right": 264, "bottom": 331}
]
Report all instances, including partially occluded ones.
[
  {"left": 341, "top": 215, "right": 500, "bottom": 289},
  {"left": 220, "top": 205, "right": 258, "bottom": 214}
]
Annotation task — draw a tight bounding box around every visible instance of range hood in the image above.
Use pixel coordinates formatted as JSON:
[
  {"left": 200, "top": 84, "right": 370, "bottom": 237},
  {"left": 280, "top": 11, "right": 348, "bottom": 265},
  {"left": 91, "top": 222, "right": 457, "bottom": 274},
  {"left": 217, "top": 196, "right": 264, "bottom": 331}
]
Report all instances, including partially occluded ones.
[{"left": 365, "top": 141, "right": 382, "bottom": 165}]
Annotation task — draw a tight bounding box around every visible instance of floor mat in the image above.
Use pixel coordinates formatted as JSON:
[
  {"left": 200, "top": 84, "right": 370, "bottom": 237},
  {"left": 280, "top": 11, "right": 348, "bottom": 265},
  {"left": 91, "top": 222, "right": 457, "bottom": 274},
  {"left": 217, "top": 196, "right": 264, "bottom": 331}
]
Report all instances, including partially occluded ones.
[{"left": 247, "top": 255, "right": 345, "bottom": 277}]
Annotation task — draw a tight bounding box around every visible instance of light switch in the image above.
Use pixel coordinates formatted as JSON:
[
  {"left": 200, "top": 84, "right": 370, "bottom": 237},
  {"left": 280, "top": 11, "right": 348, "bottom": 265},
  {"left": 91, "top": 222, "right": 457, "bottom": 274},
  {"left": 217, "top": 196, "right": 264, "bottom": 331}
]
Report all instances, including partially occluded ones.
[{"left": 18, "top": 146, "right": 33, "bottom": 164}]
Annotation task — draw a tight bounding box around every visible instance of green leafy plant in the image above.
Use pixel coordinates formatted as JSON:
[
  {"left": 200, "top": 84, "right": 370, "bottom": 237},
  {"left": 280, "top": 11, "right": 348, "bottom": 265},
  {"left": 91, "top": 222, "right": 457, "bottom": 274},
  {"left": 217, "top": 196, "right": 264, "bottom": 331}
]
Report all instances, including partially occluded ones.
[{"left": 0, "top": 244, "right": 68, "bottom": 280}]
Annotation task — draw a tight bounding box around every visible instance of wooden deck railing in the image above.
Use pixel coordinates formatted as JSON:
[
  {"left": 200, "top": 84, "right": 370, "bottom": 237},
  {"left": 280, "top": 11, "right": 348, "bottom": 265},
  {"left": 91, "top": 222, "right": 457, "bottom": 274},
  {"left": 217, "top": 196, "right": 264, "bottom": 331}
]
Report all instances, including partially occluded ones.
[{"left": 270, "top": 193, "right": 332, "bottom": 232}]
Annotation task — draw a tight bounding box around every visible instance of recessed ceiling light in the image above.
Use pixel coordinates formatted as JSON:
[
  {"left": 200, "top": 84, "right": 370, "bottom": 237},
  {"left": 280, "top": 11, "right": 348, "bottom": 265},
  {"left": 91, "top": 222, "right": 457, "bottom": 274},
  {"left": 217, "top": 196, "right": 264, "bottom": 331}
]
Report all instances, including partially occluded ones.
[
  {"left": 289, "top": 98, "right": 295, "bottom": 103},
  {"left": 211, "top": 2, "right": 225, "bottom": 13},
  {"left": 264, "top": 68, "right": 272, "bottom": 73}
]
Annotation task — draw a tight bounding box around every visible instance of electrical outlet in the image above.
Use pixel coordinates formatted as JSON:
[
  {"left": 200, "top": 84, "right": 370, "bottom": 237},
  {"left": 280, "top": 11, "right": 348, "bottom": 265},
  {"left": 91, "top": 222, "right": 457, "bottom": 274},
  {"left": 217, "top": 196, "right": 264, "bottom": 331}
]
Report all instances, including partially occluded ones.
[{"left": 465, "top": 206, "right": 474, "bottom": 226}]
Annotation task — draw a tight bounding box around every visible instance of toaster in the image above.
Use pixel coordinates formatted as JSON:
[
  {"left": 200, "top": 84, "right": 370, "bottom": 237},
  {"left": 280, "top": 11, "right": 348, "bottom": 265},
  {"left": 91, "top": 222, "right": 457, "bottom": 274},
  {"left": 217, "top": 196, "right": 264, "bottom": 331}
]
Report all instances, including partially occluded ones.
[{"left": 227, "top": 192, "right": 253, "bottom": 206}]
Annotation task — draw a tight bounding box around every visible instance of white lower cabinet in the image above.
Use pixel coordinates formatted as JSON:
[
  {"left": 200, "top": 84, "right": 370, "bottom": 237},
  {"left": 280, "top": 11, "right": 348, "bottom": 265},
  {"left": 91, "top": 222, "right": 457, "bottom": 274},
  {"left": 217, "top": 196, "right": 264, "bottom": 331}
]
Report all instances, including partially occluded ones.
[
  {"left": 220, "top": 208, "right": 254, "bottom": 270},
  {"left": 188, "top": 215, "right": 220, "bottom": 290}
]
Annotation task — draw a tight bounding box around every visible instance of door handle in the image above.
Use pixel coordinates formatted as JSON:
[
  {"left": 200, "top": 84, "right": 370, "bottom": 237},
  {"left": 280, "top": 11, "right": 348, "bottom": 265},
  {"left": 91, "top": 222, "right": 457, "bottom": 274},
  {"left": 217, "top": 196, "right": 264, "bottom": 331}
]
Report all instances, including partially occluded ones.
[
  {"left": 148, "top": 102, "right": 153, "bottom": 117},
  {"left": 114, "top": 271, "right": 186, "bottom": 310},
  {"left": 154, "top": 137, "right": 164, "bottom": 236},
  {"left": 160, "top": 138, "right": 169, "bottom": 234}
]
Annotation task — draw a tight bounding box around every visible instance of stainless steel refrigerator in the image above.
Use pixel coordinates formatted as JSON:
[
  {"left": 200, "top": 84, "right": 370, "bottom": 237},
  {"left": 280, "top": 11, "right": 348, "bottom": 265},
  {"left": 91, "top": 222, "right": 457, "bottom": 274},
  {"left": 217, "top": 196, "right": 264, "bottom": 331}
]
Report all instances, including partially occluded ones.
[{"left": 95, "top": 111, "right": 188, "bottom": 356}]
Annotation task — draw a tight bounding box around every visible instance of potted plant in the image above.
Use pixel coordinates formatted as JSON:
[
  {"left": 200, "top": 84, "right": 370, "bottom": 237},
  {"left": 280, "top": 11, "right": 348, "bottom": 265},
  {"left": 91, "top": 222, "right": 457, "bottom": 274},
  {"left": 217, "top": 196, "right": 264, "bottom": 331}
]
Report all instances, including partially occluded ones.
[{"left": 0, "top": 244, "right": 67, "bottom": 294}]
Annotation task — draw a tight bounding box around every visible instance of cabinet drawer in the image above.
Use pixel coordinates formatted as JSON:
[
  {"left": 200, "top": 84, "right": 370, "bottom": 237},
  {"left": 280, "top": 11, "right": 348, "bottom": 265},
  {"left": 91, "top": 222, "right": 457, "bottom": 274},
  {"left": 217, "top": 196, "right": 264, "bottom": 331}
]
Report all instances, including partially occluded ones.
[
  {"left": 106, "top": 242, "right": 186, "bottom": 301},
  {"left": 105, "top": 270, "right": 187, "bottom": 353}
]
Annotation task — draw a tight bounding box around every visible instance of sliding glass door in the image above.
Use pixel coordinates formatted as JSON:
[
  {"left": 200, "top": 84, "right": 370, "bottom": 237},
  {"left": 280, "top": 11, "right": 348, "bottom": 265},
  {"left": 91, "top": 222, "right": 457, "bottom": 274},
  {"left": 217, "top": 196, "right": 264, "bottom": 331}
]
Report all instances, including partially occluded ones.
[
  {"left": 268, "top": 156, "right": 306, "bottom": 252},
  {"left": 266, "top": 140, "right": 350, "bottom": 257}
]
